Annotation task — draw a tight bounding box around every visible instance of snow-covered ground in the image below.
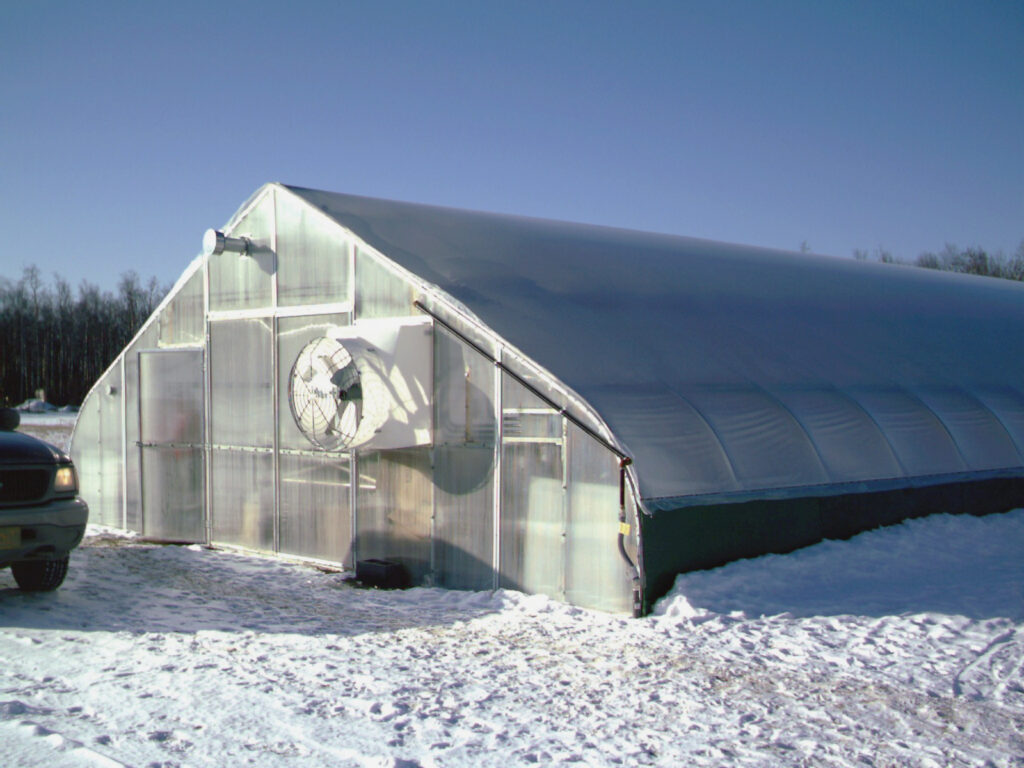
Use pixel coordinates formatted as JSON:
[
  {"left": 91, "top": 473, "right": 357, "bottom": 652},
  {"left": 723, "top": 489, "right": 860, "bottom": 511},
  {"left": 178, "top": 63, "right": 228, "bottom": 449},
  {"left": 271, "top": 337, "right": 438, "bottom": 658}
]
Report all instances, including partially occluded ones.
[
  {"left": 4, "top": 423, "right": 1024, "bottom": 766},
  {"left": 14, "top": 412, "right": 78, "bottom": 453}
]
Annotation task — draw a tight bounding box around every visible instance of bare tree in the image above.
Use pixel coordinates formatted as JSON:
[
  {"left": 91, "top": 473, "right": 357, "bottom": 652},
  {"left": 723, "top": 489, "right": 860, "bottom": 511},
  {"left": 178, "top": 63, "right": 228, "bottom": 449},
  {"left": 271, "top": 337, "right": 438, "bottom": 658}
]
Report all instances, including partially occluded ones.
[{"left": 0, "top": 268, "right": 169, "bottom": 406}]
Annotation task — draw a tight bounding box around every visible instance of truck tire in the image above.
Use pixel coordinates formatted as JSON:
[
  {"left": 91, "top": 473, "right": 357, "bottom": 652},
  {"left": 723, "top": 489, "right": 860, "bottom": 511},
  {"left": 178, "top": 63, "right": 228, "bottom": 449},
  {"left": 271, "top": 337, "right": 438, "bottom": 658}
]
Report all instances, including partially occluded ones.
[{"left": 12, "top": 556, "right": 69, "bottom": 591}]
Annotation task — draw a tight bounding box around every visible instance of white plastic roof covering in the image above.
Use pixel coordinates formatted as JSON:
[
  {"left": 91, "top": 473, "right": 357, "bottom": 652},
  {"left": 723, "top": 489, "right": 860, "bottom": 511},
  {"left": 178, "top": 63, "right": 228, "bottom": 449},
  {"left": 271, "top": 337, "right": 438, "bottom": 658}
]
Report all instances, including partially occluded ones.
[{"left": 284, "top": 184, "right": 1024, "bottom": 511}]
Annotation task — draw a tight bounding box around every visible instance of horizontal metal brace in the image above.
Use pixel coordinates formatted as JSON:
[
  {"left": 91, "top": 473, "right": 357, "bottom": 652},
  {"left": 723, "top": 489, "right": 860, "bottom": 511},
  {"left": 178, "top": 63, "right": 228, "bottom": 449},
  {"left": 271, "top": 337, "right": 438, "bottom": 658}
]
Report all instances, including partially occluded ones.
[
  {"left": 208, "top": 444, "right": 275, "bottom": 454},
  {"left": 137, "top": 441, "right": 204, "bottom": 450}
]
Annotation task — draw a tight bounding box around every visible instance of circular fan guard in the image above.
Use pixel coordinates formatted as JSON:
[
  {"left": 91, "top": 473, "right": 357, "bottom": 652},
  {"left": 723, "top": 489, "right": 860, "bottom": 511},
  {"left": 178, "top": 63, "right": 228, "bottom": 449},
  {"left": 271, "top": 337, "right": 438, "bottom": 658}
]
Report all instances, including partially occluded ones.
[{"left": 289, "top": 337, "right": 363, "bottom": 450}]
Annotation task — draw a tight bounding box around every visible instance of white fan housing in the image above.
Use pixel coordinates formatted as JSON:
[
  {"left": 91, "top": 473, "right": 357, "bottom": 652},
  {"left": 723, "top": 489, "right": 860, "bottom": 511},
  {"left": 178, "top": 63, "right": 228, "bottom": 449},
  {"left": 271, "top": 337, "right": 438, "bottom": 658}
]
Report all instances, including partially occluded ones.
[{"left": 288, "top": 318, "right": 433, "bottom": 452}]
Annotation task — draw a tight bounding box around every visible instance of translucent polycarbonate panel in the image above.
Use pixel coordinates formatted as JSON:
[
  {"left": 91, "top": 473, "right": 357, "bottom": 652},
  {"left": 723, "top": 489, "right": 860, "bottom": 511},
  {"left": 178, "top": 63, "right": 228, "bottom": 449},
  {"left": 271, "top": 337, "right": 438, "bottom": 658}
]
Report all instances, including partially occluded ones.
[
  {"left": 136, "top": 348, "right": 205, "bottom": 540},
  {"left": 433, "top": 445, "right": 495, "bottom": 590},
  {"left": 93, "top": 362, "right": 124, "bottom": 527},
  {"left": 849, "top": 388, "right": 967, "bottom": 476},
  {"left": 158, "top": 268, "right": 204, "bottom": 346},
  {"left": 276, "top": 192, "right": 351, "bottom": 306},
  {"left": 684, "top": 388, "right": 829, "bottom": 489},
  {"left": 277, "top": 313, "right": 352, "bottom": 451},
  {"left": 141, "top": 446, "right": 205, "bottom": 541},
  {"left": 434, "top": 326, "right": 495, "bottom": 446},
  {"left": 501, "top": 373, "right": 560, "bottom": 439},
  {"left": 129, "top": 323, "right": 159, "bottom": 356},
  {"left": 71, "top": 370, "right": 117, "bottom": 525},
  {"left": 119, "top": 325, "right": 158, "bottom": 531},
  {"left": 499, "top": 374, "right": 564, "bottom": 597},
  {"left": 139, "top": 350, "right": 204, "bottom": 445},
  {"left": 209, "top": 191, "right": 274, "bottom": 311},
  {"left": 769, "top": 388, "right": 903, "bottom": 482},
  {"left": 600, "top": 386, "right": 738, "bottom": 499},
  {"left": 499, "top": 440, "right": 563, "bottom": 598},
  {"left": 914, "top": 389, "right": 1022, "bottom": 470},
  {"left": 210, "top": 318, "right": 273, "bottom": 447},
  {"left": 975, "top": 389, "right": 1024, "bottom": 458},
  {"left": 210, "top": 449, "right": 275, "bottom": 551},
  {"left": 279, "top": 452, "right": 353, "bottom": 564},
  {"left": 355, "top": 449, "right": 433, "bottom": 583},
  {"left": 123, "top": 351, "right": 141, "bottom": 531},
  {"left": 564, "top": 425, "right": 632, "bottom": 613},
  {"left": 503, "top": 411, "right": 561, "bottom": 439},
  {"left": 70, "top": 382, "right": 102, "bottom": 523},
  {"left": 355, "top": 246, "right": 414, "bottom": 319},
  {"left": 430, "top": 327, "right": 497, "bottom": 590}
]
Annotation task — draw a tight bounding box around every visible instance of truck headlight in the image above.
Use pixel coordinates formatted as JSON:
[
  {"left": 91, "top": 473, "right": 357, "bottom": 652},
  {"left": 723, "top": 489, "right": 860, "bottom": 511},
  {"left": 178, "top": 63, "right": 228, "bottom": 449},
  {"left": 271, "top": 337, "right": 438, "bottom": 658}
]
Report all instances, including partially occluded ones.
[{"left": 55, "top": 466, "right": 77, "bottom": 493}]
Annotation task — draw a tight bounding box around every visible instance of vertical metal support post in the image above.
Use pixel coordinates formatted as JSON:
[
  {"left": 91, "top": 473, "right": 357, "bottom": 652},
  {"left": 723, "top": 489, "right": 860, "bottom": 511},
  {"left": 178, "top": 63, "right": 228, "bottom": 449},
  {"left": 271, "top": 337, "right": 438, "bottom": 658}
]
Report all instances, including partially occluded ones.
[
  {"left": 272, "top": 316, "right": 280, "bottom": 554},
  {"left": 428, "top": 446, "right": 436, "bottom": 585},
  {"left": 203, "top": 246, "right": 214, "bottom": 546},
  {"left": 120, "top": 358, "right": 128, "bottom": 530},
  {"left": 491, "top": 350, "right": 503, "bottom": 590},
  {"left": 560, "top": 415, "right": 569, "bottom": 601},
  {"left": 270, "top": 188, "right": 281, "bottom": 555},
  {"left": 136, "top": 356, "right": 145, "bottom": 535},
  {"left": 348, "top": 240, "right": 356, "bottom": 318},
  {"left": 427, "top": 322, "right": 436, "bottom": 585},
  {"left": 349, "top": 451, "right": 358, "bottom": 568},
  {"left": 346, "top": 244, "right": 357, "bottom": 569}
]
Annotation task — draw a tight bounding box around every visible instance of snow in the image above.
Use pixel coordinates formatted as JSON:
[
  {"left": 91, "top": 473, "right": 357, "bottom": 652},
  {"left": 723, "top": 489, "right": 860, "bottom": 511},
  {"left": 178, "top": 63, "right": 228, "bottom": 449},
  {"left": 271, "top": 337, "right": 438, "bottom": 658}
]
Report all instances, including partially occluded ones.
[
  {"left": 2, "top": 519, "right": 1022, "bottom": 767},
  {"left": 14, "top": 413, "right": 77, "bottom": 455},
  {"left": 5, "top": 427, "right": 1024, "bottom": 766},
  {"left": 16, "top": 413, "right": 79, "bottom": 430}
]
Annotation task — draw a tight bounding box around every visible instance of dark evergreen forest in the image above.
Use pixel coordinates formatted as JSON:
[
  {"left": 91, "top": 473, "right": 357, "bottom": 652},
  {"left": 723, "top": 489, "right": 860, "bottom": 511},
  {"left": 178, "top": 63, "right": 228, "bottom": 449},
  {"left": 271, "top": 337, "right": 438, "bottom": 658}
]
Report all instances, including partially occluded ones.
[{"left": 0, "top": 267, "right": 168, "bottom": 407}]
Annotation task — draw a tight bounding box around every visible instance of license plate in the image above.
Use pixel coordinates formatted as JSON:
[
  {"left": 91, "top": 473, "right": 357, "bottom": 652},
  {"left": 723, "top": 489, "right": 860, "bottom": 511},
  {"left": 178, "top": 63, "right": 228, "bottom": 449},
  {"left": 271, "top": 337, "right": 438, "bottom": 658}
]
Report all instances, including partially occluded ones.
[{"left": 0, "top": 526, "right": 21, "bottom": 549}]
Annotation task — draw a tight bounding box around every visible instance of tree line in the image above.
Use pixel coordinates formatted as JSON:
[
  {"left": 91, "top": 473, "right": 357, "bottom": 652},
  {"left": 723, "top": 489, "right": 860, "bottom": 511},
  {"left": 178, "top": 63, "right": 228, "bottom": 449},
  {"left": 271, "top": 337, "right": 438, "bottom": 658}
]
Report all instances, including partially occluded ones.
[
  {"left": 851, "top": 241, "right": 1024, "bottom": 281},
  {"left": 0, "top": 267, "right": 168, "bottom": 407}
]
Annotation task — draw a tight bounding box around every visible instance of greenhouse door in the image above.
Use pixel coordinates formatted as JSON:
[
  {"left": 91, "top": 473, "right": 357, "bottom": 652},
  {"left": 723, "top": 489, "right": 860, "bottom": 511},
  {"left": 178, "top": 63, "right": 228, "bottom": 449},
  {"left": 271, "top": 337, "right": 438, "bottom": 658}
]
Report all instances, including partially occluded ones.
[
  {"left": 498, "top": 377, "right": 566, "bottom": 600},
  {"left": 138, "top": 349, "right": 206, "bottom": 542}
]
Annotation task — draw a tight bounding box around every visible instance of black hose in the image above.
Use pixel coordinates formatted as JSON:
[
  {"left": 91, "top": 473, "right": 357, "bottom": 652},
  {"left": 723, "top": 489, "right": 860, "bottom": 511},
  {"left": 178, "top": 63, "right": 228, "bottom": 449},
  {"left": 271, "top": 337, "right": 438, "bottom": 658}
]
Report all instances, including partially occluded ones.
[{"left": 617, "top": 458, "right": 642, "bottom": 617}]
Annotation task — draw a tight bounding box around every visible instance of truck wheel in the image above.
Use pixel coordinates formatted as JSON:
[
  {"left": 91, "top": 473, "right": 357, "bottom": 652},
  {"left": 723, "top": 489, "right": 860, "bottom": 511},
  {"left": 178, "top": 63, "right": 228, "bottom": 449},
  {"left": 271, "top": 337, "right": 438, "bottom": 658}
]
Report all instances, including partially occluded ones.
[{"left": 12, "top": 557, "right": 69, "bottom": 591}]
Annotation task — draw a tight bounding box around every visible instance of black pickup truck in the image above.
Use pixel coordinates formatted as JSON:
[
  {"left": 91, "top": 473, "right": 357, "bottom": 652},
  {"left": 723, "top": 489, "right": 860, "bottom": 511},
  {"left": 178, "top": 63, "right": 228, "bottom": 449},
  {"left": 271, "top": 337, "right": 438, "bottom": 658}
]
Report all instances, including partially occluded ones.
[{"left": 0, "top": 408, "right": 89, "bottom": 591}]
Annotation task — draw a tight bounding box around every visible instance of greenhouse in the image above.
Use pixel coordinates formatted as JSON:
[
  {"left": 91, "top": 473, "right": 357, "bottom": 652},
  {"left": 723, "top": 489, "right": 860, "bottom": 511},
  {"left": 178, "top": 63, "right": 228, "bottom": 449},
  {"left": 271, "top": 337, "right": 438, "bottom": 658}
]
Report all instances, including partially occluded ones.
[{"left": 71, "top": 183, "right": 1024, "bottom": 614}]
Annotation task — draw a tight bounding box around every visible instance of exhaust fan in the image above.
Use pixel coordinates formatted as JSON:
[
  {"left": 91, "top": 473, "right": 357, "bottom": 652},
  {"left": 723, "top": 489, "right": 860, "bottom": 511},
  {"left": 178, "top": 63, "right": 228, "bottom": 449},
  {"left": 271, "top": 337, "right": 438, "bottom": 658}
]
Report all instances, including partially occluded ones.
[{"left": 289, "top": 337, "right": 363, "bottom": 451}]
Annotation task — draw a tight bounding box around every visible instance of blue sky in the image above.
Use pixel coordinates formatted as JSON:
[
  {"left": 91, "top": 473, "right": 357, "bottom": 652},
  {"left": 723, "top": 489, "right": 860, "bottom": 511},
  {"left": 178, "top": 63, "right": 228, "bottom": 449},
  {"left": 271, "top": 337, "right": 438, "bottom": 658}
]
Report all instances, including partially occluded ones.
[{"left": 2, "top": 0, "right": 1022, "bottom": 291}]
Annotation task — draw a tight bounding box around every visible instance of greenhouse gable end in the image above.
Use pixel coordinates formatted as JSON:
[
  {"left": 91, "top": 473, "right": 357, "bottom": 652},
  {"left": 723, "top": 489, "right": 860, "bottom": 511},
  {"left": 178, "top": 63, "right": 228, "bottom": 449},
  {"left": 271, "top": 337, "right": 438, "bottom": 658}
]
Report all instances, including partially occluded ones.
[{"left": 71, "top": 183, "right": 1024, "bottom": 615}]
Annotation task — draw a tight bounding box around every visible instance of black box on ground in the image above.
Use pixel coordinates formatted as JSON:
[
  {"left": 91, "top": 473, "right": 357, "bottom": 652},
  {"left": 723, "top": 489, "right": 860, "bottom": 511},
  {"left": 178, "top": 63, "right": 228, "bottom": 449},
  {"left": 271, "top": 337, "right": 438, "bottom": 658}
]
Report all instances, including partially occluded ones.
[{"left": 355, "top": 558, "right": 410, "bottom": 589}]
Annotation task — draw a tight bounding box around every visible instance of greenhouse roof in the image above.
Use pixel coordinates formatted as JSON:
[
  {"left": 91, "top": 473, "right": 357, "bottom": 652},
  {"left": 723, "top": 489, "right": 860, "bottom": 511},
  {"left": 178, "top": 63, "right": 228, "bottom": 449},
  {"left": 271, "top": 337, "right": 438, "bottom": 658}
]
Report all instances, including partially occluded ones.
[{"left": 283, "top": 184, "right": 1024, "bottom": 511}]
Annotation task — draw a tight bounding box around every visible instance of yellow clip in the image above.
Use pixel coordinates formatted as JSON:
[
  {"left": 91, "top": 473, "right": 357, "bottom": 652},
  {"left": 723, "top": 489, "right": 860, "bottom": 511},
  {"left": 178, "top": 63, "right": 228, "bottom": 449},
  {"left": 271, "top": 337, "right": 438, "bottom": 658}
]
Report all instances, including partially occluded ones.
[{"left": 618, "top": 522, "right": 631, "bottom": 536}]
